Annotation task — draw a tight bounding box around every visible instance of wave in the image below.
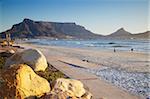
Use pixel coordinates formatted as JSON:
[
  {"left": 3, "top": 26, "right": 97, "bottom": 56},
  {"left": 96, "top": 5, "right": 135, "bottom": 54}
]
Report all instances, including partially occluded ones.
[{"left": 24, "top": 39, "right": 149, "bottom": 53}]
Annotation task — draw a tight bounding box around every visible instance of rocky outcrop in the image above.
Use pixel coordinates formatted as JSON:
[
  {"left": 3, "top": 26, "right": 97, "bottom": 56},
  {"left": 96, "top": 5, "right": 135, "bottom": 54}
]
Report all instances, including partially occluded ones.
[
  {"left": 0, "top": 64, "right": 50, "bottom": 98},
  {"left": 0, "top": 48, "right": 93, "bottom": 99},
  {"left": 0, "top": 64, "right": 92, "bottom": 99},
  {"left": 5, "top": 49, "right": 47, "bottom": 71}
]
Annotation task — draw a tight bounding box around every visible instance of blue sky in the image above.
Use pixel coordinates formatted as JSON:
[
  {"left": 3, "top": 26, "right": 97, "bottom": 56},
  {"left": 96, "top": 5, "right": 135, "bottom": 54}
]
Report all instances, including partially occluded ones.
[{"left": 0, "top": 0, "right": 149, "bottom": 35}]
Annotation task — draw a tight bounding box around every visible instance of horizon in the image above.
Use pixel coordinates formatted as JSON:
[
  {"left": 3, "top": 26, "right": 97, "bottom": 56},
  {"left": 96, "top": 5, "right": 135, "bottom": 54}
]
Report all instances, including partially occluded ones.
[{"left": 0, "top": 0, "right": 149, "bottom": 35}]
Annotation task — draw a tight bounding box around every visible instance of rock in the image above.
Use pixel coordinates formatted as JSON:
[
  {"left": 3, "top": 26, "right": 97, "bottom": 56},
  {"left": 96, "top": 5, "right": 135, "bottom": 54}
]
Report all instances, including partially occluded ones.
[
  {"left": 6, "top": 49, "right": 15, "bottom": 54},
  {"left": 5, "top": 49, "right": 48, "bottom": 71},
  {"left": 0, "top": 51, "right": 14, "bottom": 58},
  {"left": 40, "top": 91, "right": 71, "bottom": 99},
  {"left": 52, "top": 78, "right": 86, "bottom": 97},
  {"left": 40, "top": 90, "right": 92, "bottom": 99},
  {"left": 0, "top": 64, "right": 50, "bottom": 98},
  {"left": 40, "top": 78, "right": 93, "bottom": 99},
  {"left": 81, "top": 91, "right": 93, "bottom": 99}
]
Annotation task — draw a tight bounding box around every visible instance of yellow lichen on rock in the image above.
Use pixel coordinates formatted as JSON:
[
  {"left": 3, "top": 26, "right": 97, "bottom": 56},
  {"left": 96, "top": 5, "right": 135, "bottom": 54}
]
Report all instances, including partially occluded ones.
[{"left": 0, "top": 64, "right": 50, "bottom": 98}]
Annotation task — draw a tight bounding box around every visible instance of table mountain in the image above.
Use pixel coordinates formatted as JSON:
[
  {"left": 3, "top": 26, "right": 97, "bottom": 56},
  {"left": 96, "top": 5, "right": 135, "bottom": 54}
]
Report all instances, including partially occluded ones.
[
  {"left": 0, "top": 19, "right": 149, "bottom": 39},
  {"left": 0, "top": 18, "right": 101, "bottom": 39}
]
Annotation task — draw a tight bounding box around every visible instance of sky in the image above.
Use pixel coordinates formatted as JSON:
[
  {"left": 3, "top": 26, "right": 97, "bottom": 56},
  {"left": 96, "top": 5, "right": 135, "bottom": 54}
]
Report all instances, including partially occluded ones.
[{"left": 0, "top": 0, "right": 149, "bottom": 35}]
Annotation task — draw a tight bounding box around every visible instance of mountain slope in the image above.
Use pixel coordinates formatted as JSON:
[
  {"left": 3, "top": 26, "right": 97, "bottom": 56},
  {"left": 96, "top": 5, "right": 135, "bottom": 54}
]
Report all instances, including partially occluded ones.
[
  {"left": 107, "top": 28, "right": 149, "bottom": 39},
  {"left": 107, "top": 28, "right": 132, "bottom": 38},
  {"left": 0, "top": 18, "right": 101, "bottom": 39},
  {"left": 131, "top": 31, "right": 150, "bottom": 39}
]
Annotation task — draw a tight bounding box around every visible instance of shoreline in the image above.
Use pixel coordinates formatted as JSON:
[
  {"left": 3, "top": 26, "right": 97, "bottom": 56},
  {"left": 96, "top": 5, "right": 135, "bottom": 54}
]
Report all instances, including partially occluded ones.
[
  {"left": 16, "top": 39, "right": 150, "bottom": 54},
  {"left": 17, "top": 43, "right": 149, "bottom": 73}
]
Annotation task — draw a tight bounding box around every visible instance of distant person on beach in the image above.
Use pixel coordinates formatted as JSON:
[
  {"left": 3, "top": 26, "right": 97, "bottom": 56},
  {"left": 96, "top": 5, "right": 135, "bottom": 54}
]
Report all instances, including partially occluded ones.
[
  {"left": 114, "top": 48, "right": 116, "bottom": 52},
  {"left": 131, "top": 48, "right": 133, "bottom": 52}
]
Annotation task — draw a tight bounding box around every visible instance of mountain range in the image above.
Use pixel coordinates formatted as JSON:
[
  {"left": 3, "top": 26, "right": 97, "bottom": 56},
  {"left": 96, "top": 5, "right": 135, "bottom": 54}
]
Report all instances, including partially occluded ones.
[{"left": 0, "top": 19, "right": 149, "bottom": 39}]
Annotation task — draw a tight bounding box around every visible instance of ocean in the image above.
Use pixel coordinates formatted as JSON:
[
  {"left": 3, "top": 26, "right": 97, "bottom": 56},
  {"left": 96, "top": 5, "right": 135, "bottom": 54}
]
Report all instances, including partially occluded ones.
[{"left": 25, "top": 39, "right": 150, "bottom": 53}]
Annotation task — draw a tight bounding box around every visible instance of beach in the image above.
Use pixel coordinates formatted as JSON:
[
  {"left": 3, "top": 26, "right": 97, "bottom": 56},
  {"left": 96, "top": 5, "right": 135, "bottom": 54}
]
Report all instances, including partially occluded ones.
[
  {"left": 16, "top": 42, "right": 149, "bottom": 99},
  {"left": 19, "top": 42, "right": 149, "bottom": 73},
  {"left": 1, "top": 0, "right": 149, "bottom": 98}
]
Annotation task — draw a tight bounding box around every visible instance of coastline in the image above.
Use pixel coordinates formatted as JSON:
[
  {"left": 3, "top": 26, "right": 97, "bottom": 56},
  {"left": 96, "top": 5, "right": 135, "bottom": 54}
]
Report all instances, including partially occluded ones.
[
  {"left": 16, "top": 38, "right": 150, "bottom": 54},
  {"left": 17, "top": 42, "right": 149, "bottom": 73},
  {"left": 14, "top": 42, "right": 149, "bottom": 99}
]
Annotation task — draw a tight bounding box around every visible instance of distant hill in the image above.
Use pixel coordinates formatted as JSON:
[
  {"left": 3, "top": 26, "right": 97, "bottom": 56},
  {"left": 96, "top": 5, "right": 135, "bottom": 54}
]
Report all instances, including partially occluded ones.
[
  {"left": 107, "top": 28, "right": 150, "bottom": 39},
  {"left": 131, "top": 31, "right": 150, "bottom": 39},
  {"left": 107, "top": 28, "right": 132, "bottom": 37},
  {"left": 0, "top": 18, "right": 102, "bottom": 39}
]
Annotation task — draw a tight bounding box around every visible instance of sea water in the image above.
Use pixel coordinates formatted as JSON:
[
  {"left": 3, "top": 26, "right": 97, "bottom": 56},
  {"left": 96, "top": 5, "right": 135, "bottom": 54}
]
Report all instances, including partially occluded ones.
[{"left": 25, "top": 39, "right": 150, "bottom": 53}]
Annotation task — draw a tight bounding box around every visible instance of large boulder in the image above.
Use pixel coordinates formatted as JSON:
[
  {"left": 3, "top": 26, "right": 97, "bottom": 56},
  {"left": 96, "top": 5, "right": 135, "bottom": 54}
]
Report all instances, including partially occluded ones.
[
  {"left": 52, "top": 78, "right": 86, "bottom": 97},
  {"left": 5, "top": 49, "right": 47, "bottom": 71},
  {"left": 0, "top": 64, "right": 50, "bottom": 98},
  {"left": 40, "top": 78, "right": 92, "bottom": 99}
]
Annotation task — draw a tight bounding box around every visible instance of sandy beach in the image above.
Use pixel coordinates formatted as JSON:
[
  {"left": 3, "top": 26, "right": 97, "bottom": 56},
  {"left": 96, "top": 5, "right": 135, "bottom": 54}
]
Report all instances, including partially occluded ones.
[
  {"left": 14, "top": 43, "right": 149, "bottom": 99},
  {"left": 19, "top": 43, "right": 149, "bottom": 73},
  {"left": 1, "top": 0, "right": 149, "bottom": 98}
]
